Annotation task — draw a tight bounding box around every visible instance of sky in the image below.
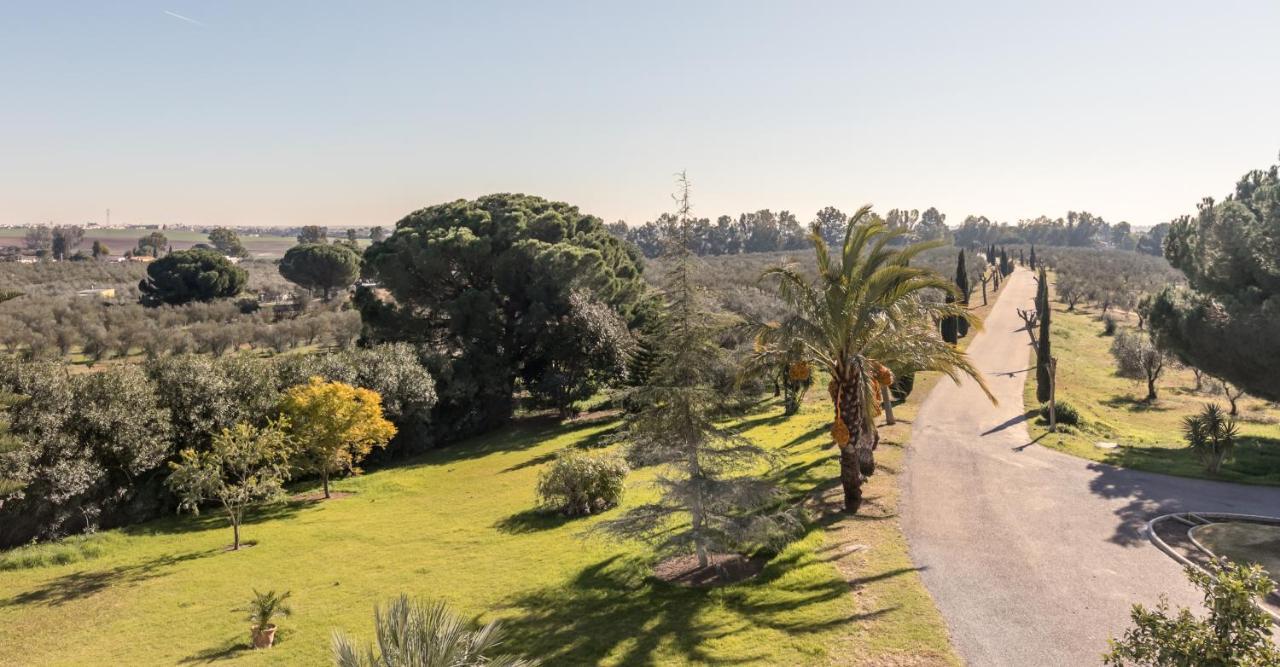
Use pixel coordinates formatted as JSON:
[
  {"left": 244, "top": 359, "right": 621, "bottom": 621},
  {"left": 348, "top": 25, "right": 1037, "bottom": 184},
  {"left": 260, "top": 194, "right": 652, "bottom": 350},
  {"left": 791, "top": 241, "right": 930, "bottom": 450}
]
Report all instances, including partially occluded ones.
[{"left": 2, "top": 1, "right": 1278, "bottom": 229}]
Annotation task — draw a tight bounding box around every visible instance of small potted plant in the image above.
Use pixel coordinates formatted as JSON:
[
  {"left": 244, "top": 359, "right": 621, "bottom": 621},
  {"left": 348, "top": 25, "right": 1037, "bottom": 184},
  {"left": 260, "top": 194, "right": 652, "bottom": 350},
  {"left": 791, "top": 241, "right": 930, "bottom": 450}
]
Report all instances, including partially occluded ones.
[{"left": 244, "top": 589, "right": 292, "bottom": 649}]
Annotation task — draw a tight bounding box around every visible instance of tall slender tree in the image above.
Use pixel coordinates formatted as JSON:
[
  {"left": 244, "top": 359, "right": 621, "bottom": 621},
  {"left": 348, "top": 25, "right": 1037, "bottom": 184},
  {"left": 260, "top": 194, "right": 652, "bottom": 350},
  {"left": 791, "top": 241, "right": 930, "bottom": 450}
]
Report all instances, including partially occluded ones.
[
  {"left": 760, "top": 207, "right": 993, "bottom": 513},
  {"left": 604, "top": 173, "right": 795, "bottom": 565},
  {"left": 1036, "top": 267, "right": 1052, "bottom": 403},
  {"left": 954, "top": 250, "right": 970, "bottom": 338}
]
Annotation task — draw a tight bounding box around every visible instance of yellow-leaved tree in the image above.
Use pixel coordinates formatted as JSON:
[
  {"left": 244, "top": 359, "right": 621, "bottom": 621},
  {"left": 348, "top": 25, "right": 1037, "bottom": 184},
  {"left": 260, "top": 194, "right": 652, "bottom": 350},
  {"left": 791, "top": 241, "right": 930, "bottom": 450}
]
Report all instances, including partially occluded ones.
[{"left": 279, "top": 377, "right": 396, "bottom": 499}]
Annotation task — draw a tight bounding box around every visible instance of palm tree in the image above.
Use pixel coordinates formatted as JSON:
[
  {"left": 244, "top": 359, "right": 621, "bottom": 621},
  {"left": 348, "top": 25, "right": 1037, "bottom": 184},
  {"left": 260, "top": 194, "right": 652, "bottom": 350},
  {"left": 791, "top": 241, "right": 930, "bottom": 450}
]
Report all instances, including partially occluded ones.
[
  {"left": 332, "top": 595, "right": 538, "bottom": 667},
  {"left": 759, "top": 206, "right": 994, "bottom": 513}
]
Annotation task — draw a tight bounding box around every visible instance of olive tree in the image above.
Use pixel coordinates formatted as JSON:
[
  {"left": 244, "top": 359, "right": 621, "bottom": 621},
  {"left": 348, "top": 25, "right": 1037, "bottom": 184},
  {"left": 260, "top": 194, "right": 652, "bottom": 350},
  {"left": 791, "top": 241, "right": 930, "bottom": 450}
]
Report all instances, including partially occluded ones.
[{"left": 1110, "top": 330, "right": 1169, "bottom": 401}]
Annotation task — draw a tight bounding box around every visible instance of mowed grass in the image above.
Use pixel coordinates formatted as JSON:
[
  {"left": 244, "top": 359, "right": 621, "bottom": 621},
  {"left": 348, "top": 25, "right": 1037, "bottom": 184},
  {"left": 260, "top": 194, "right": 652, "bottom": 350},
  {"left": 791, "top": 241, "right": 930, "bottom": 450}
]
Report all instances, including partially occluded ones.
[
  {"left": 1023, "top": 295, "right": 1280, "bottom": 485},
  {"left": 0, "top": 394, "right": 956, "bottom": 666}
]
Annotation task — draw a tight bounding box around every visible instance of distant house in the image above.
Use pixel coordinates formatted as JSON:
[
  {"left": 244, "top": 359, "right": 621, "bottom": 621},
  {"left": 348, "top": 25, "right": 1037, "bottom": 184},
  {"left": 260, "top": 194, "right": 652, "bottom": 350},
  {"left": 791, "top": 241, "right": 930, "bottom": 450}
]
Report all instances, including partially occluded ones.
[
  {"left": 128, "top": 255, "right": 155, "bottom": 263},
  {"left": 76, "top": 288, "right": 116, "bottom": 299}
]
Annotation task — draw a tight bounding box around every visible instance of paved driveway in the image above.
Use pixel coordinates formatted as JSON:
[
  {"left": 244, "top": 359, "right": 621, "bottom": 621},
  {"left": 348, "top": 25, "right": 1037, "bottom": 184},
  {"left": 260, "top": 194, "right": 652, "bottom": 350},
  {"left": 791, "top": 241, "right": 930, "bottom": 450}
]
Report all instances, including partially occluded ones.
[{"left": 900, "top": 268, "right": 1280, "bottom": 666}]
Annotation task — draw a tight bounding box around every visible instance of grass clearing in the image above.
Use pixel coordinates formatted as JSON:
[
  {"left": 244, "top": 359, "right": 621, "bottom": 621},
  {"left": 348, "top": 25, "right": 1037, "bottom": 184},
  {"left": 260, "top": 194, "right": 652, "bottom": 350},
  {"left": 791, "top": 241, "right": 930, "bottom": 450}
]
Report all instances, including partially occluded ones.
[
  {"left": 1023, "top": 294, "right": 1280, "bottom": 485},
  {"left": 0, "top": 391, "right": 956, "bottom": 665}
]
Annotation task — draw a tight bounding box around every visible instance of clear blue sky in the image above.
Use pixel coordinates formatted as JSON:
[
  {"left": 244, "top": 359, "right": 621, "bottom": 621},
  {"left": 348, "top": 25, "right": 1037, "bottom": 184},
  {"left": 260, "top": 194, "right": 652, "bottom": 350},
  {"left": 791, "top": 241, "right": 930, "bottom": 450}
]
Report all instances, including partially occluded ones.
[{"left": 2, "top": 1, "right": 1277, "bottom": 229}]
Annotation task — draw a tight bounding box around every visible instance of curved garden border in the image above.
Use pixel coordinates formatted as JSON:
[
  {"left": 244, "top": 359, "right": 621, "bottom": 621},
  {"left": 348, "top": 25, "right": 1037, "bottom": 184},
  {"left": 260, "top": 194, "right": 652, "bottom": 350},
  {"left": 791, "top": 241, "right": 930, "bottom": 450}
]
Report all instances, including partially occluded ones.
[{"left": 1146, "top": 511, "right": 1280, "bottom": 624}]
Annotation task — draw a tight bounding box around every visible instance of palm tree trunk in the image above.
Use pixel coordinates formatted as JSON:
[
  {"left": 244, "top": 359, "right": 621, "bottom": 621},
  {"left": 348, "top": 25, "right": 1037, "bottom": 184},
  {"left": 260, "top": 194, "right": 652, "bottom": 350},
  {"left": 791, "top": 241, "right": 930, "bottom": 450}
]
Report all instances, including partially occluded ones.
[{"left": 833, "top": 371, "right": 878, "bottom": 514}]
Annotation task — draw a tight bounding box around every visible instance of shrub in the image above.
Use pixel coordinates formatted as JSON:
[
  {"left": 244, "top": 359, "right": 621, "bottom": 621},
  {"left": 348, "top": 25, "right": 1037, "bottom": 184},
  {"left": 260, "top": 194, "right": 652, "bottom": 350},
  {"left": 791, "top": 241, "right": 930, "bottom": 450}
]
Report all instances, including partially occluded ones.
[
  {"left": 1102, "top": 313, "right": 1117, "bottom": 336},
  {"left": 536, "top": 450, "right": 628, "bottom": 516},
  {"left": 1040, "top": 400, "right": 1081, "bottom": 426},
  {"left": 1104, "top": 560, "right": 1280, "bottom": 666},
  {"left": 0, "top": 533, "right": 120, "bottom": 571},
  {"left": 332, "top": 595, "right": 538, "bottom": 667},
  {"left": 1182, "top": 403, "right": 1238, "bottom": 474}
]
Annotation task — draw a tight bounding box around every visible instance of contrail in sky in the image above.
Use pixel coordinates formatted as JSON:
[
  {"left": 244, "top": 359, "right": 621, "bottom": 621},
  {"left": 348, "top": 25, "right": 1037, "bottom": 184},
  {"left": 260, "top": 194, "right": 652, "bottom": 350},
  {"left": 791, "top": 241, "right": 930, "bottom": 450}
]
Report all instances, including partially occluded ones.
[{"left": 163, "top": 10, "right": 203, "bottom": 25}]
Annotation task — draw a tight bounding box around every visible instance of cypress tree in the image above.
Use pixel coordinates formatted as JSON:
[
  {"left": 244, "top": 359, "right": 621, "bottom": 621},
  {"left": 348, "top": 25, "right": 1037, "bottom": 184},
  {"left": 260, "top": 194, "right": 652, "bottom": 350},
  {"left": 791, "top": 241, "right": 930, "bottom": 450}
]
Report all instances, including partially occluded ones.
[
  {"left": 954, "top": 250, "right": 970, "bottom": 337},
  {"left": 1029, "top": 245, "right": 1037, "bottom": 270},
  {"left": 941, "top": 293, "right": 958, "bottom": 344},
  {"left": 1035, "top": 267, "right": 1052, "bottom": 403}
]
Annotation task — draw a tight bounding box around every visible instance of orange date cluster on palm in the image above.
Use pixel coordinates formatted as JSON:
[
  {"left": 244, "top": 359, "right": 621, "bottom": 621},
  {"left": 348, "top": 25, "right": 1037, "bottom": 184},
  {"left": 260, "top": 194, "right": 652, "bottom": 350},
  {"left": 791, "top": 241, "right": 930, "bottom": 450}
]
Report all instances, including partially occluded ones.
[
  {"left": 827, "top": 362, "right": 895, "bottom": 447},
  {"left": 786, "top": 361, "right": 811, "bottom": 382}
]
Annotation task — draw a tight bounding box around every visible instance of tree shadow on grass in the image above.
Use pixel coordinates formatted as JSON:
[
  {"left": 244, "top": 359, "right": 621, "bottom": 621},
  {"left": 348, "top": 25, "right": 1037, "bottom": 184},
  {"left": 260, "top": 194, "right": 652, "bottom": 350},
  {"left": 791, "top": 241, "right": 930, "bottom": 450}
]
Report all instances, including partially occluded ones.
[
  {"left": 781, "top": 423, "right": 829, "bottom": 450},
  {"left": 4, "top": 547, "right": 219, "bottom": 607},
  {"left": 493, "top": 508, "right": 577, "bottom": 535},
  {"left": 121, "top": 497, "right": 316, "bottom": 539},
  {"left": 500, "top": 549, "right": 893, "bottom": 666},
  {"left": 1102, "top": 395, "right": 1171, "bottom": 412},
  {"left": 178, "top": 636, "right": 250, "bottom": 664}
]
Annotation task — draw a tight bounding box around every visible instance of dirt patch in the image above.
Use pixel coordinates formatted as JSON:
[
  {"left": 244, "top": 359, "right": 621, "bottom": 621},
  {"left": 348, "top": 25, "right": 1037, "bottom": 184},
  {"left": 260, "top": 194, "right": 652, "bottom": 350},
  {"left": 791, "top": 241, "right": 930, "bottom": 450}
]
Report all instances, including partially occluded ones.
[
  {"left": 289, "top": 491, "right": 354, "bottom": 503},
  {"left": 653, "top": 553, "right": 765, "bottom": 587}
]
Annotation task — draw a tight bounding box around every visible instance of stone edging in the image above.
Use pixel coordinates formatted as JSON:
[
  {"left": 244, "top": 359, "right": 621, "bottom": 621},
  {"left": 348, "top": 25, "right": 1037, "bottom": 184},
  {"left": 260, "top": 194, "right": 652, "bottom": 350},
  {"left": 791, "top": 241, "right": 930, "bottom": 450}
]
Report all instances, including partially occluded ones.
[{"left": 1145, "top": 511, "right": 1280, "bottom": 625}]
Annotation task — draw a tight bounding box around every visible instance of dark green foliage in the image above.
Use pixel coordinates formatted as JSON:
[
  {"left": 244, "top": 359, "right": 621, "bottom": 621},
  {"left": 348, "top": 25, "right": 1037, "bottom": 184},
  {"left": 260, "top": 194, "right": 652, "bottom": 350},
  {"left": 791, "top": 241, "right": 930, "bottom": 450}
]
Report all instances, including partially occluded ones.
[
  {"left": 1103, "top": 314, "right": 1118, "bottom": 336},
  {"left": 359, "top": 193, "right": 646, "bottom": 441},
  {"left": 941, "top": 293, "right": 958, "bottom": 344},
  {"left": 138, "top": 249, "right": 248, "bottom": 306},
  {"left": 953, "top": 250, "right": 970, "bottom": 338},
  {"left": 890, "top": 371, "right": 915, "bottom": 401},
  {"left": 1182, "top": 403, "right": 1239, "bottom": 474},
  {"left": 1029, "top": 245, "right": 1037, "bottom": 269},
  {"left": 278, "top": 243, "right": 361, "bottom": 300},
  {"left": 1035, "top": 268, "right": 1052, "bottom": 403},
  {"left": 208, "top": 227, "right": 249, "bottom": 258},
  {"left": 1040, "top": 400, "right": 1080, "bottom": 426},
  {"left": 1104, "top": 560, "right": 1280, "bottom": 666},
  {"left": 536, "top": 450, "right": 628, "bottom": 516},
  {"left": 1147, "top": 161, "right": 1280, "bottom": 402},
  {"left": 0, "top": 362, "right": 172, "bottom": 544},
  {"left": 136, "top": 231, "right": 168, "bottom": 257},
  {"left": 296, "top": 225, "right": 327, "bottom": 244}
]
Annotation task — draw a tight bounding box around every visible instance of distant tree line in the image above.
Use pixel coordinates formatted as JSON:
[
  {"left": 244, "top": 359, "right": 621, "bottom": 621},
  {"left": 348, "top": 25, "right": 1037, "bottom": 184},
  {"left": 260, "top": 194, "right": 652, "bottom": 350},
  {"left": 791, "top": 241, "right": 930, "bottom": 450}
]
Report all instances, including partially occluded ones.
[{"left": 608, "top": 206, "right": 951, "bottom": 258}]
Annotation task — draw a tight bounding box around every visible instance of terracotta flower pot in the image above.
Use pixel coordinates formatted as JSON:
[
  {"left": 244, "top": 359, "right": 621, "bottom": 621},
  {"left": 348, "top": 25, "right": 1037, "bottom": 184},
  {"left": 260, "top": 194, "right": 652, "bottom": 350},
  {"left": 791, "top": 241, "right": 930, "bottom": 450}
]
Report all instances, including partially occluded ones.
[{"left": 251, "top": 624, "right": 277, "bottom": 649}]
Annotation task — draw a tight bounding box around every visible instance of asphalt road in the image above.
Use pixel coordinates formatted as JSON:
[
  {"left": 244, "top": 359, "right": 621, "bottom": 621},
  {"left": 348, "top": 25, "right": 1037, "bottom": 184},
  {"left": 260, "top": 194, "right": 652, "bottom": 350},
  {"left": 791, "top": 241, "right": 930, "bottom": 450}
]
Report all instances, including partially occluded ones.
[{"left": 900, "top": 268, "right": 1280, "bottom": 666}]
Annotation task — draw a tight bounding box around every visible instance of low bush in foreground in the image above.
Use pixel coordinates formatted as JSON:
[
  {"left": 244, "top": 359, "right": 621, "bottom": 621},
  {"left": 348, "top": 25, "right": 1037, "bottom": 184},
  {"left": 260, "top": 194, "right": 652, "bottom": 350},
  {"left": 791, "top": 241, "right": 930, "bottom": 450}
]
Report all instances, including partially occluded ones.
[
  {"left": 536, "top": 449, "right": 628, "bottom": 516},
  {"left": 1104, "top": 560, "right": 1279, "bottom": 666},
  {"left": 332, "top": 595, "right": 539, "bottom": 667}
]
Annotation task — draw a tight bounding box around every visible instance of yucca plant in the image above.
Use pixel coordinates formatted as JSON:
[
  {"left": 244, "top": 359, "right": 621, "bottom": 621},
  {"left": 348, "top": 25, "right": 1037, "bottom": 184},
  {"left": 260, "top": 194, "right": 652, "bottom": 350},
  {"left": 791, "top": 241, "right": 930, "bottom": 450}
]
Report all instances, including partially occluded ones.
[
  {"left": 332, "top": 595, "right": 538, "bottom": 667},
  {"left": 1182, "top": 403, "right": 1239, "bottom": 474},
  {"left": 758, "top": 206, "right": 994, "bottom": 513}
]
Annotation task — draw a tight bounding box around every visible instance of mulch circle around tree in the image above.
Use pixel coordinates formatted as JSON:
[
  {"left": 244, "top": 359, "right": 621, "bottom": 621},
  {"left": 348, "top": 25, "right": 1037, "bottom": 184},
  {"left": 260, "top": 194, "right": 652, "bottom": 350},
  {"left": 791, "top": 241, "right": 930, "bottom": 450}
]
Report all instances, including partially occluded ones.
[
  {"left": 654, "top": 553, "right": 766, "bottom": 587},
  {"left": 289, "top": 491, "right": 354, "bottom": 503}
]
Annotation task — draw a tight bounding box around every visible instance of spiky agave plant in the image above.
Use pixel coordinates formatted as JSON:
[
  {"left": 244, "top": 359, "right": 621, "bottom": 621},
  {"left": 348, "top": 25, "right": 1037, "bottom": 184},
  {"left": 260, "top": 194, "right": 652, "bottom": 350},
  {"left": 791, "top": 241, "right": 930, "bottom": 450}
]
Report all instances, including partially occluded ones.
[
  {"left": 332, "top": 595, "right": 538, "bottom": 667},
  {"left": 758, "top": 206, "right": 994, "bottom": 513}
]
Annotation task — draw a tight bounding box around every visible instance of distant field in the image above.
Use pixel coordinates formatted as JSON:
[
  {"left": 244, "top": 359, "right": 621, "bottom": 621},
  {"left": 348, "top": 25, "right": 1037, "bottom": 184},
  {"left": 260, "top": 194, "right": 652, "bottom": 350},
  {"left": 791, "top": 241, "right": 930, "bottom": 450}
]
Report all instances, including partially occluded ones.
[
  {"left": 1024, "top": 283, "right": 1280, "bottom": 485},
  {"left": 0, "top": 228, "right": 308, "bottom": 258}
]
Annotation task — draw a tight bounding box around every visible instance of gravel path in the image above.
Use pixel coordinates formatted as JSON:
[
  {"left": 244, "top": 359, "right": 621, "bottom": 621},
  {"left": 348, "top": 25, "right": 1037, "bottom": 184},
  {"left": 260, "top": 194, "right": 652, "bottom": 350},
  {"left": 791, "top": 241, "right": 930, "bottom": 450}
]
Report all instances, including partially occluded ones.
[{"left": 900, "top": 268, "right": 1280, "bottom": 666}]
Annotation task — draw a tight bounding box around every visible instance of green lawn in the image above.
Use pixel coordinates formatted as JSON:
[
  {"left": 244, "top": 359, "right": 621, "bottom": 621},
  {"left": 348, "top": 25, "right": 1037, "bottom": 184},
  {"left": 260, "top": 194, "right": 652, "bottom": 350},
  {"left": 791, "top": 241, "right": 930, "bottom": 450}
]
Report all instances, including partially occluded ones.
[
  {"left": 1024, "top": 296, "right": 1280, "bottom": 485},
  {"left": 0, "top": 395, "right": 955, "bottom": 665}
]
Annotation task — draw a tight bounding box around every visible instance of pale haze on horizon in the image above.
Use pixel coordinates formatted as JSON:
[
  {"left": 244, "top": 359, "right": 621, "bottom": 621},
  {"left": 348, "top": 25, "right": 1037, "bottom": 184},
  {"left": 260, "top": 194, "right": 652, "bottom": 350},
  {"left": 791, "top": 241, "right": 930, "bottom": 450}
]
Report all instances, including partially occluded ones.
[{"left": 2, "top": 1, "right": 1277, "bottom": 229}]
